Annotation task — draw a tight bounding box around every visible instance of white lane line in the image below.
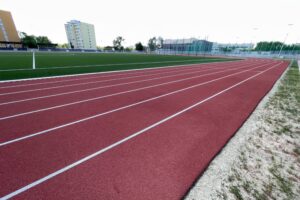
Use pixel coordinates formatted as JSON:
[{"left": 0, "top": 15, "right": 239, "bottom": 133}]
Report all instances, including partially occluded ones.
[
  {"left": 0, "top": 59, "right": 240, "bottom": 89},
  {"left": 0, "top": 63, "right": 262, "bottom": 120},
  {"left": 0, "top": 62, "right": 276, "bottom": 147},
  {"left": 0, "top": 61, "right": 246, "bottom": 96},
  {"left": 0, "top": 62, "right": 257, "bottom": 106},
  {"left": 0, "top": 58, "right": 231, "bottom": 72},
  {"left": 0, "top": 61, "right": 283, "bottom": 200}
]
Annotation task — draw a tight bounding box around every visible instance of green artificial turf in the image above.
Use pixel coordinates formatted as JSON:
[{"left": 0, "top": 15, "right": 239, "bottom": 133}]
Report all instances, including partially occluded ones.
[{"left": 0, "top": 52, "right": 238, "bottom": 81}]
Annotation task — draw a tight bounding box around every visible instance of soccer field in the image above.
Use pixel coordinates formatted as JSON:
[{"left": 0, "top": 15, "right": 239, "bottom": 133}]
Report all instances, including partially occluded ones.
[{"left": 0, "top": 52, "right": 236, "bottom": 81}]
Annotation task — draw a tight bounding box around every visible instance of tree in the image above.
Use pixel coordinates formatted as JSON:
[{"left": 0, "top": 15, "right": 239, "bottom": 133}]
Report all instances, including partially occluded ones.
[
  {"left": 253, "top": 41, "right": 300, "bottom": 52},
  {"left": 148, "top": 37, "right": 157, "bottom": 51},
  {"left": 57, "top": 43, "right": 69, "bottom": 48},
  {"left": 21, "top": 33, "right": 37, "bottom": 48},
  {"left": 135, "top": 42, "right": 144, "bottom": 51},
  {"left": 104, "top": 46, "right": 114, "bottom": 51},
  {"left": 21, "top": 32, "right": 53, "bottom": 48},
  {"left": 125, "top": 47, "right": 133, "bottom": 52},
  {"left": 113, "top": 36, "right": 125, "bottom": 51},
  {"left": 36, "top": 36, "right": 51, "bottom": 44},
  {"left": 148, "top": 37, "right": 164, "bottom": 51},
  {"left": 157, "top": 37, "right": 164, "bottom": 49}
]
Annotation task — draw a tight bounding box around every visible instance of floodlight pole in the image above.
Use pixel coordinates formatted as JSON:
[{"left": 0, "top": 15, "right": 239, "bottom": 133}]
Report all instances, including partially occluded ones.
[
  {"left": 278, "top": 24, "right": 293, "bottom": 57},
  {"left": 278, "top": 33, "right": 288, "bottom": 57}
]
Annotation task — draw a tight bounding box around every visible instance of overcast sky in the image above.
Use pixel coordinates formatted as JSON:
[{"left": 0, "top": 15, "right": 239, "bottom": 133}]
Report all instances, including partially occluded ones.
[{"left": 1, "top": 0, "right": 299, "bottom": 47}]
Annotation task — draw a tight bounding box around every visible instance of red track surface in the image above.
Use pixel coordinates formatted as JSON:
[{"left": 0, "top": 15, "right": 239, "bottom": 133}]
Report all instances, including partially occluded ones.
[{"left": 0, "top": 59, "right": 289, "bottom": 199}]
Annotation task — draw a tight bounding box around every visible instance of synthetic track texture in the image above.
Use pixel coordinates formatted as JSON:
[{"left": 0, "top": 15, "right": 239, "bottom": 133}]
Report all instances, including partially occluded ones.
[{"left": 0, "top": 59, "right": 289, "bottom": 200}]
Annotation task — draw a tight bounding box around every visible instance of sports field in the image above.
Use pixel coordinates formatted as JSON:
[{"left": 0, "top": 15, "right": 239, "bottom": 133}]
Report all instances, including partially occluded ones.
[{"left": 0, "top": 52, "right": 235, "bottom": 81}]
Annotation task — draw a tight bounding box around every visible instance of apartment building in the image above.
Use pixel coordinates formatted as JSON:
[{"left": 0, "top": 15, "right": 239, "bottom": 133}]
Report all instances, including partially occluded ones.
[{"left": 65, "top": 20, "right": 96, "bottom": 49}]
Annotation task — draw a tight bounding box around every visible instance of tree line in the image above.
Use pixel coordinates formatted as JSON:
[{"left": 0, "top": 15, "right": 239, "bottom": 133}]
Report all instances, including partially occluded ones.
[
  {"left": 103, "top": 36, "right": 164, "bottom": 52},
  {"left": 20, "top": 33, "right": 300, "bottom": 53},
  {"left": 255, "top": 41, "right": 300, "bottom": 52},
  {"left": 19, "top": 33, "right": 165, "bottom": 51},
  {"left": 20, "top": 32, "right": 54, "bottom": 48}
]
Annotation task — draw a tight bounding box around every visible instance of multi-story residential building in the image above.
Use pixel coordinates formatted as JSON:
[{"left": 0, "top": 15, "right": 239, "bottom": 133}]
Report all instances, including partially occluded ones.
[
  {"left": 65, "top": 20, "right": 96, "bottom": 49},
  {"left": 0, "top": 10, "right": 20, "bottom": 47}
]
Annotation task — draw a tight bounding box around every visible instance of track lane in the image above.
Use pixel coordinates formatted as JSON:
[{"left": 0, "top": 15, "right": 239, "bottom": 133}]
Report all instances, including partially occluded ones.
[
  {"left": 0, "top": 62, "right": 275, "bottom": 144},
  {"left": 0, "top": 61, "right": 269, "bottom": 118},
  {"left": 0, "top": 60, "right": 287, "bottom": 198},
  {"left": 0, "top": 60, "right": 288, "bottom": 199}
]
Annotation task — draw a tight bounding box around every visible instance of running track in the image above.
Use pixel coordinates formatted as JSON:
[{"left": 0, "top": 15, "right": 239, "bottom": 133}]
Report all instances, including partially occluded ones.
[{"left": 0, "top": 59, "right": 289, "bottom": 199}]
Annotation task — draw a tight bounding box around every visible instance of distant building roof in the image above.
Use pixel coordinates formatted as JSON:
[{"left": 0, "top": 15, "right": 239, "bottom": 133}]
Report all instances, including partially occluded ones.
[
  {"left": 164, "top": 38, "right": 211, "bottom": 44},
  {"left": 0, "top": 10, "right": 20, "bottom": 43}
]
